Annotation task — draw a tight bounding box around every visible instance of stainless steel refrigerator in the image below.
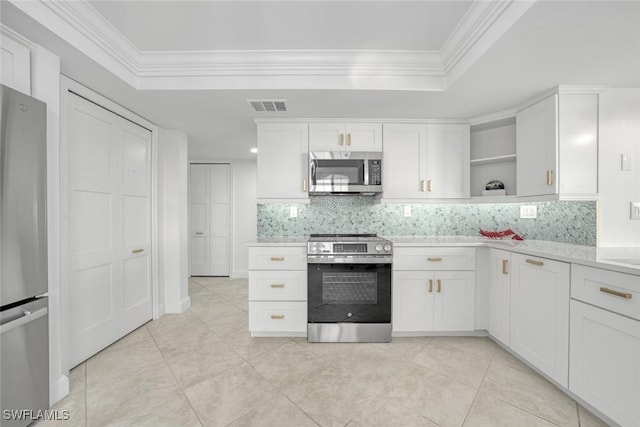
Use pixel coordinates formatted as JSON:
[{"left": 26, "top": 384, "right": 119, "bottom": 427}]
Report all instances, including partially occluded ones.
[{"left": 0, "top": 84, "right": 49, "bottom": 427}]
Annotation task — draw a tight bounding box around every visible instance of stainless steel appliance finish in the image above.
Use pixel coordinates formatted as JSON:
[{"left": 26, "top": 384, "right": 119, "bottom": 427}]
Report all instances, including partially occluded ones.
[
  {"left": 309, "top": 151, "right": 382, "bottom": 195},
  {"left": 307, "top": 234, "right": 392, "bottom": 343},
  {"left": 1, "top": 84, "right": 50, "bottom": 425}
]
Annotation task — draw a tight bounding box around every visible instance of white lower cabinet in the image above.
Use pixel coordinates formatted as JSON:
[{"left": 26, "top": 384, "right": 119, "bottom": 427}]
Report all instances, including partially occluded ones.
[
  {"left": 510, "top": 253, "right": 570, "bottom": 387},
  {"left": 488, "top": 249, "right": 511, "bottom": 346},
  {"left": 569, "top": 264, "right": 640, "bottom": 426},
  {"left": 248, "top": 246, "right": 307, "bottom": 336},
  {"left": 393, "top": 247, "right": 475, "bottom": 333}
]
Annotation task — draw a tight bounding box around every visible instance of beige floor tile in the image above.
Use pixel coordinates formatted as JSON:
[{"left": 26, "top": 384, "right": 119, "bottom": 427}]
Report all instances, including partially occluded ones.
[
  {"left": 227, "top": 394, "right": 317, "bottom": 427},
  {"left": 431, "top": 336, "right": 498, "bottom": 359},
  {"left": 281, "top": 363, "right": 388, "bottom": 426},
  {"left": 578, "top": 405, "right": 610, "bottom": 427},
  {"left": 491, "top": 346, "right": 537, "bottom": 375},
  {"left": 206, "top": 311, "right": 250, "bottom": 338},
  {"left": 184, "top": 364, "right": 277, "bottom": 426},
  {"left": 226, "top": 334, "right": 290, "bottom": 361},
  {"left": 372, "top": 336, "right": 431, "bottom": 360},
  {"left": 464, "top": 391, "right": 556, "bottom": 427},
  {"left": 348, "top": 395, "right": 438, "bottom": 427},
  {"left": 250, "top": 341, "right": 327, "bottom": 388},
  {"left": 68, "top": 363, "right": 86, "bottom": 394},
  {"left": 87, "top": 386, "right": 200, "bottom": 427},
  {"left": 381, "top": 363, "right": 477, "bottom": 427},
  {"left": 152, "top": 323, "right": 222, "bottom": 360},
  {"left": 99, "top": 325, "right": 155, "bottom": 355},
  {"left": 165, "top": 341, "right": 245, "bottom": 389},
  {"left": 480, "top": 363, "right": 579, "bottom": 426},
  {"left": 412, "top": 342, "right": 492, "bottom": 389},
  {"left": 146, "top": 311, "right": 206, "bottom": 339},
  {"left": 34, "top": 391, "right": 86, "bottom": 427}
]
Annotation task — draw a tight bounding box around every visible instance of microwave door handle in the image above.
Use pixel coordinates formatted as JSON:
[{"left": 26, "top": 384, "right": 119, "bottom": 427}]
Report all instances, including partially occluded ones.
[{"left": 363, "top": 159, "right": 369, "bottom": 186}]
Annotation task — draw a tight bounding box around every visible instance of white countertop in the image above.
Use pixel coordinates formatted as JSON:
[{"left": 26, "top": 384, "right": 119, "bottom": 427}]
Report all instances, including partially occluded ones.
[{"left": 248, "top": 236, "right": 640, "bottom": 275}]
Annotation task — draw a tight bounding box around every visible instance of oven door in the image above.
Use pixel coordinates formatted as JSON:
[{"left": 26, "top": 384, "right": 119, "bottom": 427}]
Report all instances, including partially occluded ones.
[{"left": 307, "top": 262, "right": 391, "bottom": 323}]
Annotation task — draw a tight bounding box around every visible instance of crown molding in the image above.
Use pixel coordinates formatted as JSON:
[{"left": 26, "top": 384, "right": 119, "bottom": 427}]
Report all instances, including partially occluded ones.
[
  {"left": 469, "top": 108, "right": 517, "bottom": 126},
  {"left": 9, "top": 0, "right": 534, "bottom": 91},
  {"left": 1, "top": 23, "right": 35, "bottom": 49}
]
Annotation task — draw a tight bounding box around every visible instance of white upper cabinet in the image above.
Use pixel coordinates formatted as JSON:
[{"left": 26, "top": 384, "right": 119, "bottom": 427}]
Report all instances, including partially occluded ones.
[
  {"left": 517, "top": 92, "right": 598, "bottom": 199},
  {"left": 383, "top": 123, "right": 470, "bottom": 200},
  {"left": 257, "top": 123, "right": 309, "bottom": 202},
  {"left": 517, "top": 94, "right": 558, "bottom": 197},
  {"left": 1, "top": 33, "right": 31, "bottom": 95},
  {"left": 309, "top": 122, "right": 382, "bottom": 152}
]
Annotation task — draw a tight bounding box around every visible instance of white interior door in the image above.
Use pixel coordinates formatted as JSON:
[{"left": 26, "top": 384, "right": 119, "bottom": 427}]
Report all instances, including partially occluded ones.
[
  {"left": 189, "top": 163, "right": 230, "bottom": 276},
  {"left": 66, "top": 93, "right": 152, "bottom": 367}
]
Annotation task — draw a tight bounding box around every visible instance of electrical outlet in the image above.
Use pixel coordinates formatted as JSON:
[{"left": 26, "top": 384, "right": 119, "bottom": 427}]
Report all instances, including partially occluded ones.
[
  {"left": 631, "top": 202, "right": 640, "bottom": 220},
  {"left": 520, "top": 205, "right": 537, "bottom": 219},
  {"left": 289, "top": 206, "right": 298, "bottom": 218},
  {"left": 404, "top": 205, "right": 412, "bottom": 217}
]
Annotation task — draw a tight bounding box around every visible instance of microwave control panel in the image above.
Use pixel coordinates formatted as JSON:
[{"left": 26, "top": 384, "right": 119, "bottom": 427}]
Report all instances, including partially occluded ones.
[{"left": 369, "top": 160, "right": 382, "bottom": 185}]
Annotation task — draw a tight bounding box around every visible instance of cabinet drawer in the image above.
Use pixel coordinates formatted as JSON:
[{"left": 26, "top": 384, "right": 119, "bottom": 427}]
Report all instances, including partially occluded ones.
[
  {"left": 571, "top": 264, "right": 640, "bottom": 321},
  {"left": 249, "top": 301, "right": 307, "bottom": 332},
  {"left": 249, "top": 246, "right": 307, "bottom": 270},
  {"left": 249, "top": 270, "right": 307, "bottom": 301},
  {"left": 393, "top": 247, "right": 475, "bottom": 271}
]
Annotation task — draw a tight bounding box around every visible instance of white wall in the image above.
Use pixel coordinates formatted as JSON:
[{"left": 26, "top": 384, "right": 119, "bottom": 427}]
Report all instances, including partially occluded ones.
[
  {"left": 232, "top": 160, "right": 257, "bottom": 277},
  {"left": 598, "top": 88, "right": 640, "bottom": 247},
  {"left": 158, "top": 130, "right": 191, "bottom": 312}
]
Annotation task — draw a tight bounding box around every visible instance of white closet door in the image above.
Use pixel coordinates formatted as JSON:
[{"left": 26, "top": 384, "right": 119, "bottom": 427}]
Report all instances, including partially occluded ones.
[
  {"left": 189, "top": 164, "right": 230, "bottom": 276},
  {"left": 210, "top": 164, "right": 230, "bottom": 276},
  {"left": 66, "top": 94, "right": 152, "bottom": 367},
  {"left": 190, "top": 165, "right": 210, "bottom": 275}
]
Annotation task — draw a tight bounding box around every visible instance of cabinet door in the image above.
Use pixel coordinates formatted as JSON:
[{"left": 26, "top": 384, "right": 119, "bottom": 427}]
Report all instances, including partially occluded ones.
[
  {"left": 309, "top": 123, "right": 345, "bottom": 151},
  {"left": 382, "top": 124, "right": 427, "bottom": 199},
  {"left": 489, "top": 249, "right": 511, "bottom": 345},
  {"left": 0, "top": 34, "right": 31, "bottom": 95},
  {"left": 433, "top": 271, "right": 475, "bottom": 331},
  {"left": 570, "top": 300, "right": 640, "bottom": 427},
  {"left": 392, "top": 271, "right": 434, "bottom": 332},
  {"left": 426, "top": 124, "right": 470, "bottom": 198},
  {"left": 510, "top": 253, "right": 570, "bottom": 386},
  {"left": 257, "top": 123, "right": 309, "bottom": 200},
  {"left": 517, "top": 95, "right": 558, "bottom": 197},
  {"left": 345, "top": 123, "right": 382, "bottom": 152}
]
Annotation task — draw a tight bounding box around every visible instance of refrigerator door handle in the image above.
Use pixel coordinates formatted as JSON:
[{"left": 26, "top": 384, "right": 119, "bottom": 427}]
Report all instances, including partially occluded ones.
[{"left": 0, "top": 307, "right": 48, "bottom": 334}]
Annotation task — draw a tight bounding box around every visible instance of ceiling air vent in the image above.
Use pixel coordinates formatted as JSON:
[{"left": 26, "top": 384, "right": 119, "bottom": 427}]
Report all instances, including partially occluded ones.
[{"left": 248, "top": 99, "right": 287, "bottom": 112}]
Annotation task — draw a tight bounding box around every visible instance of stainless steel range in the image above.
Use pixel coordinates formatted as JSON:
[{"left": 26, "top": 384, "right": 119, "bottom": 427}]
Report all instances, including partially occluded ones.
[{"left": 307, "top": 234, "right": 392, "bottom": 343}]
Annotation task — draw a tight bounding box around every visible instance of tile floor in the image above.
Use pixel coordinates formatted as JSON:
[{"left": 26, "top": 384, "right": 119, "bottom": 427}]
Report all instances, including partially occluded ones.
[{"left": 41, "top": 277, "right": 609, "bottom": 427}]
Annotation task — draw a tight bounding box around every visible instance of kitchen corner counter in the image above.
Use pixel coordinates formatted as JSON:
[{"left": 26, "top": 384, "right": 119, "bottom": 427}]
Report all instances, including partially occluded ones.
[{"left": 386, "top": 236, "right": 640, "bottom": 275}]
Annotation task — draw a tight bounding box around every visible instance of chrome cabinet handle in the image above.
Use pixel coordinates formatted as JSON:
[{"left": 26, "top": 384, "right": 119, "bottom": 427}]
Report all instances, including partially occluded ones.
[
  {"left": 195, "top": 232, "right": 204, "bottom": 235},
  {"left": 600, "top": 287, "right": 632, "bottom": 300},
  {"left": 526, "top": 259, "right": 544, "bottom": 266},
  {"left": 502, "top": 259, "right": 509, "bottom": 275}
]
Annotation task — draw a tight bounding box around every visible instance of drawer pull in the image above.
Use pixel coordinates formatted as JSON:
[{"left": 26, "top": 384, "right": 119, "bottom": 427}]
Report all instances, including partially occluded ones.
[
  {"left": 502, "top": 259, "right": 509, "bottom": 275},
  {"left": 437, "top": 279, "right": 442, "bottom": 293},
  {"left": 420, "top": 180, "right": 427, "bottom": 192},
  {"left": 270, "top": 256, "right": 285, "bottom": 261},
  {"left": 132, "top": 248, "right": 144, "bottom": 254},
  {"left": 428, "top": 279, "right": 433, "bottom": 293},
  {"left": 427, "top": 180, "right": 433, "bottom": 192},
  {"left": 270, "top": 314, "right": 285, "bottom": 320},
  {"left": 546, "top": 169, "right": 554, "bottom": 186},
  {"left": 526, "top": 259, "right": 544, "bottom": 266},
  {"left": 600, "top": 287, "right": 633, "bottom": 300},
  {"left": 339, "top": 133, "right": 344, "bottom": 146},
  {"left": 428, "top": 257, "right": 442, "bottom": 262},
  {"left": 270, "top": 283, "right": 285, "bottom": 288}
]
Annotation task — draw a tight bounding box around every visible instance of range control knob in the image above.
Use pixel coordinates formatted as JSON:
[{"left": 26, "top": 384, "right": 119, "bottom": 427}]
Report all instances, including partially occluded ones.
[
  {"left": 384, "top": 243, "right": 392, "bottom": 252},
  {"left": 375, "top": 243, "right": 383, "bottom": 252}
]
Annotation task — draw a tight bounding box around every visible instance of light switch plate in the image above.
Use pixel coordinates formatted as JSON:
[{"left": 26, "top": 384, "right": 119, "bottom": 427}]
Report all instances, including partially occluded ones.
[
  {"left": 404, "top": 205, "right": 412, "bottom": 217},
  {"left": 289, "top": 206, "right": 298, "bottom": 218},
  {"left": 520, "top": 205, "right": 537, "bottom": 219},
  {"left": 631, "top": 202, "right": 640, "bottom": 220}
]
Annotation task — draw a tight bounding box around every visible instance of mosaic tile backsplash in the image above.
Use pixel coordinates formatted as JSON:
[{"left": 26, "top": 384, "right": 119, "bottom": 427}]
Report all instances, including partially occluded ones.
[{"left": 257, "top": 197, "right": 597, "bottom": 246}]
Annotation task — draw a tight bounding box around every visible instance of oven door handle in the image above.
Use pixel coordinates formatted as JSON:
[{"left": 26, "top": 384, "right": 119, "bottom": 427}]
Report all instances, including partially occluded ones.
[{"left": 307, "top": 255, "right": 392, "bottom": 264}]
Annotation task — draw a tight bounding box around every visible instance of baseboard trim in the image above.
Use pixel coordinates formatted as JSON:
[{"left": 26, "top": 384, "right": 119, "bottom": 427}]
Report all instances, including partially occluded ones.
[
  {"left": 231, "top": 270, "right": 248, "bottom": 279},
  {"left": 50, "top": 374, "right": 69, "bottom": 406},
  {"left": 165, "top": 296, "right": 191, "bottom": 314},
  {"left": 155, "top": 302, "right": 166, "bottom": 319}
]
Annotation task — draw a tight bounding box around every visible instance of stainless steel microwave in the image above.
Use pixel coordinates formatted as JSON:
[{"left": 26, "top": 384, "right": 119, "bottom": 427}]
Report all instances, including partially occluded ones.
[{"left": 309, "top": 151, "right": 382, "bottom": 195}]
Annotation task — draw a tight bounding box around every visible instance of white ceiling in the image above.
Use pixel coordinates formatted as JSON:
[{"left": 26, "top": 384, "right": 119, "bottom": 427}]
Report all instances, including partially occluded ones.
[{"left": 2, "top": 0, "right": 639, "bottom": 160}]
